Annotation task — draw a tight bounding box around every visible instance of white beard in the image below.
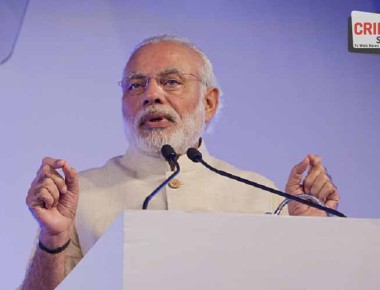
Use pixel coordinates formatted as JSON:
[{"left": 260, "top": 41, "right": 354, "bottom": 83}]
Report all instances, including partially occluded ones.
[{"left": 124, "top": 98, "right": 205, "bottom": 158}]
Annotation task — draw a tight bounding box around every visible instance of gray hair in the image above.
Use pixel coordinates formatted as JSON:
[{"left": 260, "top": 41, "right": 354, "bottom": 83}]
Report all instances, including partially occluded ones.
[{"left": 126, "top": 35, "right": 220, "bottom": 91}]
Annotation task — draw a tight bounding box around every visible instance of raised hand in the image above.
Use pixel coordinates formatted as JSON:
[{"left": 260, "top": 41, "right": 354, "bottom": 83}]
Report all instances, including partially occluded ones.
[
  {"left": 26, "top": 157, "right": 79, "bottom": 246},
  {"left": 285, "top": 154, "right": 339, "bottom": 216}
]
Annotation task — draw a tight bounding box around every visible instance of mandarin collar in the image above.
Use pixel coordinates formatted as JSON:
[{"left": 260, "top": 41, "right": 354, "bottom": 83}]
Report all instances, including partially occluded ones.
[{"left": 120, "top": 140, "right": 210, "bottom": 175}]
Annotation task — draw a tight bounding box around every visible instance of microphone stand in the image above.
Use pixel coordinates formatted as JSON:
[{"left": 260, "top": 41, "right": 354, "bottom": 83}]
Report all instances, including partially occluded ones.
[
  {"left": 187, "top": 148, "right": 346, "bottom": 218},
  {"left": 142, "top": 145, "right": 180, "bottom": 210}
]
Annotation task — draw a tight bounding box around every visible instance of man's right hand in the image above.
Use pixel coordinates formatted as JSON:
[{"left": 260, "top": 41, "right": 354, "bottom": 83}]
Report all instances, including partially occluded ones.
[{"left": 26, "top": 157, "right": 79, "bottom": 247}]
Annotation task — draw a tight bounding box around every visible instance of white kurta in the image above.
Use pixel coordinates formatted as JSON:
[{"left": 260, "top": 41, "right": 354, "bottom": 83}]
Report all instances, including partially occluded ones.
[
  {"left": 74, "top": 143, "right": 286, "bottom": 258},
  {"left": 20, "top": 144, "right": 288, "bottom": 286}
]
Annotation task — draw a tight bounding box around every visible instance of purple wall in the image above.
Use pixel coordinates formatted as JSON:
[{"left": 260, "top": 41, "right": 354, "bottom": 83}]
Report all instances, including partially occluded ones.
[{"left": 0, "top": 0, "right": 379, "bottom": 287}]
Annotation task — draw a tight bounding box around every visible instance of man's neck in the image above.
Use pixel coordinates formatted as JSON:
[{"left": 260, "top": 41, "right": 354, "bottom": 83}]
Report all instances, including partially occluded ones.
[{"left": 168, "top": 138, "right": 202, "bottom": 171}]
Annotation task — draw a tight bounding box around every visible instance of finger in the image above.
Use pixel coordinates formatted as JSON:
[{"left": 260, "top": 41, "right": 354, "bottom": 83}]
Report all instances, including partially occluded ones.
[
  {"left": 318, "top": 182, "right": 337, "bottom": 204},
  {"left": 325, "top": 190, "right": 339, "bottom": 210},
  {"left": 308, "top": 154, "right": 322, "bottom": 166},
  {"left": 37, "top": 164, "right": 68, "bottom": 194},
  {"left": 309, "top": 173, "right": 328, "bottom": 198},
  {"left": 62, "top": 163, "right": 79, "bottom": 194},
  {"left": 34, "top": 187, "right": 55, "bottom": 210},
  {"left": 41, "top": 157, "right": 66, "bottom": 169},
  {"left": 40, "top": 178, "right": 60, "bottom": 207},
  {"left": 303, "top": 163, "right": 326, "bottom": 193},
  {"left": 287, "top": 157, "right": 310, "bottom": 187},
  {"left": 35, "top": 157, "right": 65, "bottom": 181}
]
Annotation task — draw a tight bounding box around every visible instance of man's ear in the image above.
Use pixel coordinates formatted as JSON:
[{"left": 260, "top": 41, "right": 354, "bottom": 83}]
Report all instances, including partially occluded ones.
[{"left": 204, "top": 87, "right": 219, "bottom": 123}]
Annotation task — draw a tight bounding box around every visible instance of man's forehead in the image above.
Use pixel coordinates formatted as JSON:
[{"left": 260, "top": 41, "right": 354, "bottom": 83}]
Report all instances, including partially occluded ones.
[
  {"left": 125, "top": 67, "right": 186, "bottom": 79},
  {"left": 125, "top": 42, "right": 203, "bottom": 75}
]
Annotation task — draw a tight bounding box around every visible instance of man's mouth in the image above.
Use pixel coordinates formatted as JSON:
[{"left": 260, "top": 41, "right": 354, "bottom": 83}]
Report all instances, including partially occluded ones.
[{"left": 139, "top": 113, "right": 174, "bottom": 129}]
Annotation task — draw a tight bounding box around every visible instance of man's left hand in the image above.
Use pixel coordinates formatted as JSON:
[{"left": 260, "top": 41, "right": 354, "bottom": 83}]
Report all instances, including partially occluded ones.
[{"left": 285, "top": 154, "right": 339, "bottom": 216}]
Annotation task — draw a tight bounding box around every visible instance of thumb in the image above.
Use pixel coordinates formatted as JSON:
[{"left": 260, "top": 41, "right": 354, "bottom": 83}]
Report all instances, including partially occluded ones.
[
  {"left": 286, "top": 156, "right": 310, "bottom": 191},
  {"left": 56, "top": 163, "right": 79, "bottom": 221},
  {"left": 62, "top": 163, "right": 79, "bottom": 194},
  {"left": 308, "top": 154, "right": 322, "bottom": 166}
]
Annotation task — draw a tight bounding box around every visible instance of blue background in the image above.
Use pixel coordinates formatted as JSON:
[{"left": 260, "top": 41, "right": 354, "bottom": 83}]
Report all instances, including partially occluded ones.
[{"left": 0, "top": 0, "right": 379, "bottom": 287}]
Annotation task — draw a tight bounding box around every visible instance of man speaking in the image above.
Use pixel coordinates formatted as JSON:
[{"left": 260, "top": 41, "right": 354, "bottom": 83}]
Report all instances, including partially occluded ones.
[{"left": 21, "top": 35, "right": 339, "bottom": 290}]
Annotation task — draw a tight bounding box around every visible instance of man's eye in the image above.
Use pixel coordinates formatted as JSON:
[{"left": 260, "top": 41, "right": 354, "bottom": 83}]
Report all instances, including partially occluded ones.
[
  {"left": 163, "top": 78, "right": 182, "bottom": 86},
  {"left": 128, "top": 82, "right": 144, "bottom": 91}
]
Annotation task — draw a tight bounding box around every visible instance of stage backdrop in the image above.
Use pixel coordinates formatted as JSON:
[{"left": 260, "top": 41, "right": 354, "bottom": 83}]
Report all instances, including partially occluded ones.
[{"left": 0, "top": 0, "right": 379, "bottom": 288}]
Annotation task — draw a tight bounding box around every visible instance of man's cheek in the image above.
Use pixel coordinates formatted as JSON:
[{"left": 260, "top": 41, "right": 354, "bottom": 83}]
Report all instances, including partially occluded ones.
[{"left": 122, "top": 105, "right": 136, "bottom": 120}]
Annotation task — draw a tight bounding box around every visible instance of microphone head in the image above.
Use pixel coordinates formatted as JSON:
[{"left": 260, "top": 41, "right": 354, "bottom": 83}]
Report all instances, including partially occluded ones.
[
  {"left": 161, "top": 144, "right": 176, "bottom": 162},
  {"left": 186, "top": 148, "right": 202, "bottom": 163}
]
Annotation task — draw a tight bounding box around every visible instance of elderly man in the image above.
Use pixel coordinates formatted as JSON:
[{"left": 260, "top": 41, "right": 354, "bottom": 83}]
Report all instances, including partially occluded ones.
[{"left": 22, "top": 35, "right": 339, "bottom": 289}]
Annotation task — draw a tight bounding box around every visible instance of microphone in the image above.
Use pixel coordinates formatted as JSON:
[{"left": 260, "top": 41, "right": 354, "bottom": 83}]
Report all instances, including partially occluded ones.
[
  {"left": 142, "top": 145, "right": 180, "bottom": 210},
  {"left": 186, "top": 148, "right": 346, "bottom": 218},
  {"left": 186, "top": 147, "right": 202, "bottom": 163},
  {"left": 161, "top": 144, "right": 177, "bottom": 162}
]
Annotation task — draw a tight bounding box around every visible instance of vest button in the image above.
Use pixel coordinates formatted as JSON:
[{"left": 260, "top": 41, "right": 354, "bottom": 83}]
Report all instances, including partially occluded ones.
[{"left": 168, "top": 178, "right": 181, "bottom": 189}]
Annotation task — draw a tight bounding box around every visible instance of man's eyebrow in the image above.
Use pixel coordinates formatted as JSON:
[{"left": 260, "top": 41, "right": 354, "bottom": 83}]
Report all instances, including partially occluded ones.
[
  {"left": 158, "top": 67, "right": 184, "bottom": 75},
  {"left": 125, "top": 72, "right": 146, "bottom": 80}
]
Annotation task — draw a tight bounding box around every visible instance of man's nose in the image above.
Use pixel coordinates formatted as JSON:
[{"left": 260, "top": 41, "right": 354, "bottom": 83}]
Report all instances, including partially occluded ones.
[{"left": 142, "top": 78, "right": 165, "bottom": 106}]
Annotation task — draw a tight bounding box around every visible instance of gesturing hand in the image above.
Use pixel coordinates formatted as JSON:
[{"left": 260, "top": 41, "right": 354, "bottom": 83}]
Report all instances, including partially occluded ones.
[
  {"left": 285, "top": 154, "right": 339, "bottom": 216},
  {"left": 26, "top": 157, "right": 79, "bottom": 242}
]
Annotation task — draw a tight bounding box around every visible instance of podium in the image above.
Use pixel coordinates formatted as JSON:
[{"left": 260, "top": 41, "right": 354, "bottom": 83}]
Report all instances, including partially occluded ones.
[{"left": 57, "top": 211, "right": 380, "bottom": 290}]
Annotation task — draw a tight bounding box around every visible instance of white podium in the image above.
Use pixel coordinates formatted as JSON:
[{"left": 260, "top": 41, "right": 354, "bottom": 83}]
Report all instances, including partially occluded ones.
[{"left": 58, "top": 211, "right": 380, "bottom": 290}]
